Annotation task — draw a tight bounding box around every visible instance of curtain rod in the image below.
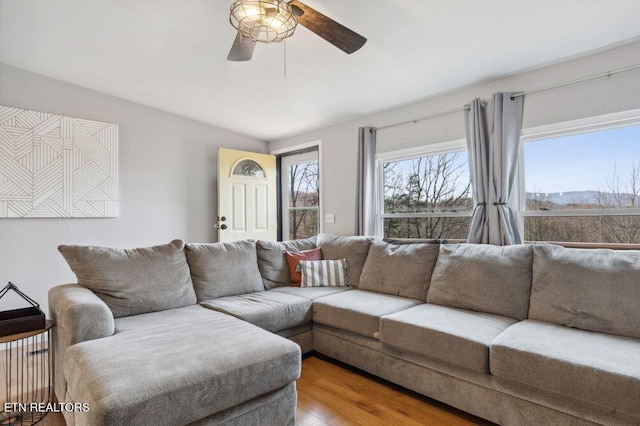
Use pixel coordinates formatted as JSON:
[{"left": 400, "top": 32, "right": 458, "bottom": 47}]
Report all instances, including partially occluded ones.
[
  {"left": 373, "top": 62, "right": 640, "bottom": 133},
  {"left": 510, "top": 63, "right": 640, "bottom": 99},
  {"left": 374, "top": 106, "right": 470, "bottom": 132}
]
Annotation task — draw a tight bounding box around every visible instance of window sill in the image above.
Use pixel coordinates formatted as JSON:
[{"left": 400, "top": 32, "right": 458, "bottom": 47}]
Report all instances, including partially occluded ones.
[{"left": 528, "top": 241, "right": 640, "bottom": 250}]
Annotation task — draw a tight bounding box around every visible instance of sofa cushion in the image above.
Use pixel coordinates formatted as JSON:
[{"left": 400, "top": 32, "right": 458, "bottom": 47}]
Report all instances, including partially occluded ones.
[
  {"left": 380, "top": 304, "right": 516, "bottom": 374},
  {"left": 530, "top": 243, "right": 640, "bottom": 339},
  {"left": 312, "top": 289, "right": 422, "bottom": 339},
  {"left": 256, "top": 238, "right": 317, "bottom": 289},
  {"left": 286, "top": 248, "right": 323, "bottom": 285},
  {"left": 58, "top": 239, "right": 196, "bottom": 318},
  {"left": 268, "top": 286, "right": 353, "bottom": 300},
  {"left": 427, "top": 243, "right": 533, "bottom": 320},
  {"left": 200, "top": 291, "right": 312, "bottom": 333},
  {"left": 186, "top": 240, "right": 263, "bottom": 301},
  {"left": 65, "top": 307, "right": 300, "bottom": 426},
  {"left": 490, "top": 319, "right": 640, "bottom": 418},
  {"left": 113, "top": 304, "right": 215, "bottom": 334},
  {"left": 316, "top": 233, "right": 373, "bottom": 287},
  {"left": 359, "top": 240, "right": 439, "bottom": 300}
]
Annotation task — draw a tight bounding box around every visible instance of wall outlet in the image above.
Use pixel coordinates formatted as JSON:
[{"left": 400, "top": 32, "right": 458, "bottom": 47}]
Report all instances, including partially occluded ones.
[{"left": 324, "top": 213, "right": 335, "bottom": 224}]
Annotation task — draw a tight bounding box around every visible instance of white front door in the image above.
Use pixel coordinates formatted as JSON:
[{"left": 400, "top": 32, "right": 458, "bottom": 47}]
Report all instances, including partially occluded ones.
[{"left": 217, "top": 148, "right": 277, "bottom": 242}]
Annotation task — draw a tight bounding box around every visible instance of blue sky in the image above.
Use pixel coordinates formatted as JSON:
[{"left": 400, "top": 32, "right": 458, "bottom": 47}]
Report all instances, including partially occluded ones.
[{"left": 524, "top": 125, "right": 640, "bottom": 194}]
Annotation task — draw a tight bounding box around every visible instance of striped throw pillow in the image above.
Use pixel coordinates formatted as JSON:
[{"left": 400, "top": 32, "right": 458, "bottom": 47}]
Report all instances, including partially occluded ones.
[{"left": 299, "top": 259, "right": 349, "bottom": 287}]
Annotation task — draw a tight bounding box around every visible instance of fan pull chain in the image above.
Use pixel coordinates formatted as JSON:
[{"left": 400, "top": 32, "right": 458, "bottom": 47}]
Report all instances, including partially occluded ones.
[{"left": 283, "top": 39, "right": 287, "bottom": 79}]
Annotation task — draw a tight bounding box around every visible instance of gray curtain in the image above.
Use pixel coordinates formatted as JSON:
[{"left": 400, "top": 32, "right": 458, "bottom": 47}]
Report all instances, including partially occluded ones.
[
  {"left": 491, "top": 93, "right": 524, "bottom": 245},
  {"left": 465, "top": 99, "right": 490, "bottom": 243},
  {"left": 465, "top": 93, "right": 524, "bottom": 245},
  {"left": 355, "top": 127, "right": 376, "bottom": 236}
]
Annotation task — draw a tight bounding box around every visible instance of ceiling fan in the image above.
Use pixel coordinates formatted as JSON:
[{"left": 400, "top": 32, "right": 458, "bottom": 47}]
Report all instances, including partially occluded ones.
[{"left": 227, "top": 0, "right": 367, "bottom": 61}]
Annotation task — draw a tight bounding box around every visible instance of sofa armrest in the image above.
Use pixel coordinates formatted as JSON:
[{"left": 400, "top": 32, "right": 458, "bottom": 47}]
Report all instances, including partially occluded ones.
[
  {"left": 48, "top": 284, "right": 115, "bottom": 400},
  {"left": 49, "top": 284, "right": 115, "bottom": 344}
]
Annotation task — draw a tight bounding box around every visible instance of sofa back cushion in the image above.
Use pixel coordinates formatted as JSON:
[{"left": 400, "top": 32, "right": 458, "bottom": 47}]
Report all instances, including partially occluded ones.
[
  {"left": 529, "top": 243, "right": 640, "bottom": 339},
  {"left": 255, "top": 237, "right": 317, "bottom": 289},
  {"left": 316, "top": 233, "right": 374, "bottom": 288},
  {"left": 427, "top": 243, "right": 533, "bottom": 320},
  {"left": 58, "top": 239, "right": 197, "bottom": 318},
  {"left": 186, "top": 240, "right": 263, "bottom": 301},
  {"left": 359, "top": 240, "right": 439, "bottom": 300}
]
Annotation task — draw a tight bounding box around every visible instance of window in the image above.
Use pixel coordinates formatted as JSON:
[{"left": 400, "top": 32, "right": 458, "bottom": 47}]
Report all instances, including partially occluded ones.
[
  {"left": 280, "top": 150, "right": 320, "bottom": 240},
  {"left": 521, "top": 122, "right": 640, "bottom": 244},
  {"left": 377, "top": 141, "right": 472, "bottom": 239},
  {"left": 232, "top": 159, "right": 265, "bottom": 177}
]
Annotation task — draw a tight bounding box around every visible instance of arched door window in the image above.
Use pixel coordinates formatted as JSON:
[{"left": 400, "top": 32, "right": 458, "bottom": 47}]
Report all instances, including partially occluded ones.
[{"left": 232, "top": 159, "right": 265, "bottom": 178}]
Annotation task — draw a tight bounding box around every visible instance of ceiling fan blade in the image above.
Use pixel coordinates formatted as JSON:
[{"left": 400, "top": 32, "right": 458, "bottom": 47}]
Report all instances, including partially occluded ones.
[
  {"left": 227, "top": 32, "right": 256, "bottom": 62},
  {"left": 289, "top": 1, "right": 366, "bottom": 54}
]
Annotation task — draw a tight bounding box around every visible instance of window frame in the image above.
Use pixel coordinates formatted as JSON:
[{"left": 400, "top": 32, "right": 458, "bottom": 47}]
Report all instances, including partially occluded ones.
[
  {"left": 274, "top": 142, "right": 322, "bottom": 241},
  {"left": 517, "top": 108, "right": 640, "bottom": 240},
  {"left": 375, "top": 139, "right": 471, "bottom": 237}
]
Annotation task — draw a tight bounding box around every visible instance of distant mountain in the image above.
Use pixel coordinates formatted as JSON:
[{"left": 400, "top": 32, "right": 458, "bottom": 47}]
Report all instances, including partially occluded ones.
[
  {"left": 526, "top": 191, "right": 636, "bottom": 207},
  {"left": 526, "top": 191, "right": 597, "bottom": 205}
]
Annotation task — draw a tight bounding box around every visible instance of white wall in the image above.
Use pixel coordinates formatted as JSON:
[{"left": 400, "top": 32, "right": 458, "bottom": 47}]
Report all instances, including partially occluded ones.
[
  {"left": 269, "top": 41, "right": 640, "bottom": 235},
  {"left": 0, "top": 64, "right": 267, "bottom": 312}
]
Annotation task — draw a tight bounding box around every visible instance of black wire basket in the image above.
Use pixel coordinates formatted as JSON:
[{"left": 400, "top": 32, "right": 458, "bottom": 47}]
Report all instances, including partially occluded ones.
[
  {"left": 0, "top": 283, "right": 45, "bottom": 338},
  {"left": 0, "top": 283, "right": 53, "bottom": 426}
]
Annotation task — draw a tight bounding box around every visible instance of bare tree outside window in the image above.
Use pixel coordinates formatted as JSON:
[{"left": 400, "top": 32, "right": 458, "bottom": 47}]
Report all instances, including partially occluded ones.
[
  {"left": 382, "top": 151, "right": 472, "bottom": 239},
  {"left": 287, "top": 160, "right": 319, "bottom": 239}
]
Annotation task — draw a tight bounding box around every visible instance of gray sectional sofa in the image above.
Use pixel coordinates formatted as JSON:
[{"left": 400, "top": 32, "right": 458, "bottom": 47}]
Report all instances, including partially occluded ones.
[{"left": 49, "top": 234, "right": 640, "bottom": 425}]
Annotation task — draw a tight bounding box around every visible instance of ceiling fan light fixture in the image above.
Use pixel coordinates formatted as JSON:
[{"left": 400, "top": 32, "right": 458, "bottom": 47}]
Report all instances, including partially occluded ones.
[{"left": 230, "top": 0, "right": 297, "bottom": 43}]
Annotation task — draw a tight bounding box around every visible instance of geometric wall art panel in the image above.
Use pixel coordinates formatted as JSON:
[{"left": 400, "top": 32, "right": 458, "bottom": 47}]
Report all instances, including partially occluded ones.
[{"left": 0, "top": 106, "right": 119, "bottom": 217}]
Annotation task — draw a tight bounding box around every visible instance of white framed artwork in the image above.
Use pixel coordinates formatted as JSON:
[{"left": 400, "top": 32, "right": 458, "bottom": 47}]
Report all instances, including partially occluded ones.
[{"left": 0, "top": 106, "right": 119, "bottom": 218}]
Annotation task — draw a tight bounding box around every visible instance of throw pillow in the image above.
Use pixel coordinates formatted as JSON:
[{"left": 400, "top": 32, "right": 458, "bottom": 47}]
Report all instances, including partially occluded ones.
[
  {"left": 285, "top": 248, "right": 323, "bottom": 286},
  {"left": 255, "top": 237, "right": 317, "bottom": 289},
  {"left": 58, "top": 239, "right": 197, "bottom": 318},
  {"left": 359, "top": 240, "right": 440, "bottom": 300},
  {"left": 299, "top": 259, "right": 349, "bottom": 287},
  {"left": 185, "top": 240, "right": 264, "bottom": 301}
]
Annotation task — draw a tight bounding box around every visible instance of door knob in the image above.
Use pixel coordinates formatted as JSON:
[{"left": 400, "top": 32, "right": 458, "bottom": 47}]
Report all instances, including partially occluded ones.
[{"left": 216, "top": 216, "right": 228, "bottom": 230}]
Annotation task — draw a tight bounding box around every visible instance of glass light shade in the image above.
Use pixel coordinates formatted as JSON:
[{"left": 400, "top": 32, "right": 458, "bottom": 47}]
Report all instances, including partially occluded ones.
[{"left": 230, "top": 0, "right": 297, "bottom": 43}]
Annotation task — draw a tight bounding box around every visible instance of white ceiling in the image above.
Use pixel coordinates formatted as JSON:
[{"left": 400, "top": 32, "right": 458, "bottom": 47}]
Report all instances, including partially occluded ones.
[{"left": 1, "top": 0, "right": 640, "bottom": 141}]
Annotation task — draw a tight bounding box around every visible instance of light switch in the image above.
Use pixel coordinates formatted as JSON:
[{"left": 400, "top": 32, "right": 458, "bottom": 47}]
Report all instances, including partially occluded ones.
[{"left": 324, "top": 213, "right": 335, "bottom": 224}]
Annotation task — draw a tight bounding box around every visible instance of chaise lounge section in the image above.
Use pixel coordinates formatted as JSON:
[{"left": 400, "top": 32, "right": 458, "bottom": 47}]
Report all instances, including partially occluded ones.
[{"left": 50, "top": 234, "right": 640, "bottom": 425}]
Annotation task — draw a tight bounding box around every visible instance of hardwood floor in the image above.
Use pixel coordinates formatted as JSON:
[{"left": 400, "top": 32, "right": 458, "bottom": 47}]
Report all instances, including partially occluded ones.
[
  {"left": 297, "top": 355, "right": 492, "bottom": 426},
  {"left": 26, "top": 355, "right": 492, "bottom": 426}
]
